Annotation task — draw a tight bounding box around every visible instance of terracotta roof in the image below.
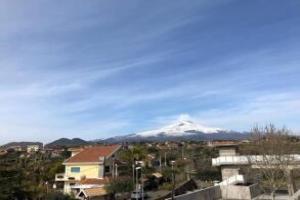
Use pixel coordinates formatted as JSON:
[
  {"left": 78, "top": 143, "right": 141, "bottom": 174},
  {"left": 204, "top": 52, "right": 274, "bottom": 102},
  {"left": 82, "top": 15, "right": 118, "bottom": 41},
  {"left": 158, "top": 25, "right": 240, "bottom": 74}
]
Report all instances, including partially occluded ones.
[
  {"left": 64, "top": 145, "right": 121, "bottom": 163},
  {"left": 68, "top": 147, "right": 84, "bottom": 152},
  {"left": 77, "top": 187, "right": 107, "bottom": 199},
  {"left": 81, "top": 187, "right": 107, "bottom": 197},
  {"left": 80, "top": 178, "right": 110, "bottom": 185},
  {"left": 152, "top": 172, "right": 163, "bottom": 178}
]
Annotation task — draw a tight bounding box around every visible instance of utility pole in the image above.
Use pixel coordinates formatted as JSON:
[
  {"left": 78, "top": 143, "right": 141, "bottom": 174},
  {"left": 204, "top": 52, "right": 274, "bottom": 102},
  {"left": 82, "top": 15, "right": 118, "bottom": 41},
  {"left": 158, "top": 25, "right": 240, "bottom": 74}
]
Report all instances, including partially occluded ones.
[
  {"left": 159, "top": 154, "right": 162, "bottom": 172},
  {"left": 171, "top": 161, "right": 176, "bottom": 200},
  {"left": 136, "top": 168, "right": 138, "bottom": 191},
  {"left": 115, "top": 163, "right": 118, "bottom": 178},
  {"left": 136, "top": 167, "right": 141, "bottom": 191},
  {"left": 112, "top": 160, "right": 115, "bottom": 179},
  {"left": 181, "top": 144, "right": 184, "bottom": 160},
  {"left": 141, "top": 169, "right": 144, "bottom": 200},
  {"left": 164, "top": 152, "right": 167, "bottom": 167},
  {"left": 132, "top": 163, "right": 135, "bottom": 186}
]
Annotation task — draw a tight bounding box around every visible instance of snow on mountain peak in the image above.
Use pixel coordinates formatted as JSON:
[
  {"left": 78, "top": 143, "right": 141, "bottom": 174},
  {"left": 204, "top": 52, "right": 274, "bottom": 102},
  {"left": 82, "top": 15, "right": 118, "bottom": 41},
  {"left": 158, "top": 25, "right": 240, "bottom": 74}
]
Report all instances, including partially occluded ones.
[{"left": 136, "top": 119, "right": 225, "bottom": 137}]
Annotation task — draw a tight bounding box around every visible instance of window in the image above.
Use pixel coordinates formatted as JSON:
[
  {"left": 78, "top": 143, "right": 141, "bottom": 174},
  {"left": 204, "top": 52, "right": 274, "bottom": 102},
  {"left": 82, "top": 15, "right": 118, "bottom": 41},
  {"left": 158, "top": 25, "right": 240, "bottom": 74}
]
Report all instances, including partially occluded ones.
[
  {"left": 105, "top": 166, "right": 110, "bottom": 173},
  {"left": 71, "top": 167, "right": 80, "bottom": 173}
]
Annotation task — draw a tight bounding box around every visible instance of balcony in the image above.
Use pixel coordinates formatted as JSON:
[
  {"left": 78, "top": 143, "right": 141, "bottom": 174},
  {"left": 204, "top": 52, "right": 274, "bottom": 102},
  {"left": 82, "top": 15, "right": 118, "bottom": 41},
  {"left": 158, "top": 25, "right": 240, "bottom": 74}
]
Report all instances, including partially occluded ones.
[
  {"left": 212, "top": 154, "right": 300, "bottom": 167},
  {"left": 212, "top": 156, "right": 249, "bottom": 166},
  {"left": 55, "top": 173, "right": 76, "bottom": 182}
]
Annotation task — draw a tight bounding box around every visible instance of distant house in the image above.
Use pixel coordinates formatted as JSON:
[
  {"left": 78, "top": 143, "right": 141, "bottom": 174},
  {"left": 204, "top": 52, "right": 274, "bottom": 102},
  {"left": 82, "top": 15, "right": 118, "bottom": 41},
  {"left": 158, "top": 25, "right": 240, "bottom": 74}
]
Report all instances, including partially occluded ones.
[
  {"left": 27, "top": 144, "right": 41, "bottom": 153},
  {"left": 68, "top": 147, "right": 85, "bottom": 157},
  {"left": 2, "top": 142, "right": 43, "bottom": 152},
  {"left": 207, "top": 140, "right": 238, "bottom": 147},
  {"left": 0, "top": 149, "right": 7, "bottom": 156},
  {"left": 7, "top": 145, "right": 23, "bottom": 152},
  {"left": 55, "top": 145, "right": 122, "bottom": 198}
]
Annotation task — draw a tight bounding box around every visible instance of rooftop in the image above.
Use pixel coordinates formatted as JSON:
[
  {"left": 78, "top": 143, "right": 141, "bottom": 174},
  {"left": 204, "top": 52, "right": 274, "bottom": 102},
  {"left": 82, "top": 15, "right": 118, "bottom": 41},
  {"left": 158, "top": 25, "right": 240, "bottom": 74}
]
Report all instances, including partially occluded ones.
[
  {"left": 80, "top": 178, "right": 110, "bottom": 185},
  {"left": 64, "top": 145, "right": 121, "bottom": 163}
]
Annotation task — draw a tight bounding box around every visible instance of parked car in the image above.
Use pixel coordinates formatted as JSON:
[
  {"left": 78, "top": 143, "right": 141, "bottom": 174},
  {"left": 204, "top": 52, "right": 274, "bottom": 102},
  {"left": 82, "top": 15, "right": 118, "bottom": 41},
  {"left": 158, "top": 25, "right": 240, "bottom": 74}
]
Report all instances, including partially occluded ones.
[{"left": 131, "top": 189, "right": 146, "bottom": 200}]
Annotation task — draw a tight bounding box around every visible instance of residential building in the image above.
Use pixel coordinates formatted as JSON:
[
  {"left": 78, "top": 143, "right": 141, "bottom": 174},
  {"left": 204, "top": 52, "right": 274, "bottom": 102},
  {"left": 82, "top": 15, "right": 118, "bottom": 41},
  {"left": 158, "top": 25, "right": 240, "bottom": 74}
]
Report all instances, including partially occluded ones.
[
  {"left": 55, "top": 145, "right": 122, "bottom": 198},
  {"left": 7, "top": 145, "right": 23, "bottom": 152},
  {"left": 0, "top": 149, "right": 7, "bottom": 156},
  {"left": 27, "top": 144, "right": 41, "bottom": 153},
  {"left": 211, "top": 143, "right": 300, "bottom": 199}
]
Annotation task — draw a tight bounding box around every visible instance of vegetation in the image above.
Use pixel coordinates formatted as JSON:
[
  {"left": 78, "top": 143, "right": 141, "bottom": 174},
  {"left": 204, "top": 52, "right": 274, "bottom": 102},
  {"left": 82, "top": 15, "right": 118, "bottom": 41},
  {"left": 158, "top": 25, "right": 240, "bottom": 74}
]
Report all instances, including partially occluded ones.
[
  {"left": 45, "top": 138, "right": 89, "bottom": 149},
  {"left": 244, "top": 124, "right": 296, "bottom": 200},
  {"left": 0, "top": 150, "right": 71, "bottom": 200},
  {"left": 105, "top": 177, "right": 134, "bottom": 199},
  {"left": 0, "top": 140, "right": 231, "bottom": 199}
]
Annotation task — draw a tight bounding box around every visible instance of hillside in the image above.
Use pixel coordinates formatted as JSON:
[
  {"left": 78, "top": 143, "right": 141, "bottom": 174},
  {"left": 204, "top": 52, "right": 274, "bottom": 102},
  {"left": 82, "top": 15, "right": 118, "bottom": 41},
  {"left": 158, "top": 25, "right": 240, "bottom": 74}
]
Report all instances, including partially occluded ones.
[
  {"left": 45, "top": 138, "right": 89, "bottom": 148},
  {"left": 1, "top": 142, "right": 43, "bottom": 149}
]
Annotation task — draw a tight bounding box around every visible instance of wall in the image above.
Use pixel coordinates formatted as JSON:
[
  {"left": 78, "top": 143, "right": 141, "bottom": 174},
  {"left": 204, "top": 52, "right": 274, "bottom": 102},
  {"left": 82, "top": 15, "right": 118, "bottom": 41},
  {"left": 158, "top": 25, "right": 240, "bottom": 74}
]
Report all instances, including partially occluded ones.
[
  {"left": 167, "top": 186, "right": 221, "bottom": 200},
  {"left": 63, "top": 182, "right": 73, "bottom": 194},
  {"left": 221, "top": 166, "right": 240, "bottom": 180},
  {"left": 219, "top": 148, "right": 237, "bottom": 156},
  {"left": 65, "top": 164, "right": 103, "bottom": 180},
  {"left": 221, "top": 183, "right": 260, "bottom": 200}
]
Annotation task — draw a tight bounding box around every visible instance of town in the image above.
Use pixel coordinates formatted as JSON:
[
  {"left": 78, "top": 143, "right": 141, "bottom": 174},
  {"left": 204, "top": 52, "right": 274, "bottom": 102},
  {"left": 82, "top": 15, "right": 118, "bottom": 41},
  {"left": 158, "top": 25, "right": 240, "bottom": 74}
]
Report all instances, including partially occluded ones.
[
  {"left": 1, "top": 0, "right": 299, "bottom": 200},
  {"left": 1, "top": 124, "right": 300, "bottom": 200}
]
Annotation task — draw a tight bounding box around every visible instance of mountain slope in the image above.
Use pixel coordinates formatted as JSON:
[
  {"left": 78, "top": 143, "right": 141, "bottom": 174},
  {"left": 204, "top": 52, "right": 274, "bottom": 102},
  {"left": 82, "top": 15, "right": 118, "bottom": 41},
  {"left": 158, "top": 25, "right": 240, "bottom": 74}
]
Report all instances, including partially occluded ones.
[
  {"left": 102, "top": 120, "right": 248, "bottom": 143},
  {"left": 1, "top": 142, "right": 43, "bottom": 149},
  {"left": 136, "top": 120, "right": 224, "bottom": 137}
]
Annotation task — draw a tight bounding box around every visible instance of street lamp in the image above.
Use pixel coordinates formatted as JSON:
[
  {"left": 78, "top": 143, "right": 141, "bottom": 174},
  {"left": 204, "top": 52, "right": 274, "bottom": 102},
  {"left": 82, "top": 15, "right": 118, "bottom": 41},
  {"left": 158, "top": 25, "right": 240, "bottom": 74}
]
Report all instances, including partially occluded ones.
[
  {"left": 135, "top": 166, "right": 141, "bottom": 191},
  {"left": 171, "top": 160, "right": 176, "bottom": 200},
  {"left": 132, "top": 163, "right": 135, "bottom": 186},
  {"left": 114, "top": 163, "right": 118, "bottom": 178}
]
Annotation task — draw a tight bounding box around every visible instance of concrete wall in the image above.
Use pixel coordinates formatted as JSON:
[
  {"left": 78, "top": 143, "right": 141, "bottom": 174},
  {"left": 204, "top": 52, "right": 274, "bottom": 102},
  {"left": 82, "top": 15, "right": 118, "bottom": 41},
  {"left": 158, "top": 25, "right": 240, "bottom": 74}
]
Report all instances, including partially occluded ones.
[
  {"left": 219, "top": 148, "right": 237, "bottom": 156},
  {"left": 249, "top": 183, "right": 261, "bottom": 199},
  {"left": 168, "top": 186, "right": 221, "bottom": 200},
  {"left": 221, "top": 183, "right": 260, "bottom": 200},
  {"left": 221, "top": 166, "right": 240, "bottom": 180}
]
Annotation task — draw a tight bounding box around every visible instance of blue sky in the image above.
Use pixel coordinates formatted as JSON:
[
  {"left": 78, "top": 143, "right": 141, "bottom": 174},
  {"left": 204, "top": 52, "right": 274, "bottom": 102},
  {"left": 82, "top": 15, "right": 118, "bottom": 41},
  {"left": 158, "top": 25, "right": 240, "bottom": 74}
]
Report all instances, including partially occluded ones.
[{"left": 1, "top": 0, "right": 300, "bottom": 143}]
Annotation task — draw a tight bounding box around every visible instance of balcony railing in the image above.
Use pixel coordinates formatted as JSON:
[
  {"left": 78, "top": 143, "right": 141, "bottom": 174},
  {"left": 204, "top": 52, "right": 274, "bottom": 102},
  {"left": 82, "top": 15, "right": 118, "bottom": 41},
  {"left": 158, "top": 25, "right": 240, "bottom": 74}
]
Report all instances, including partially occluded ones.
[
  {"left": 212, "top": 156, "right": 249, "bottom": 166},
  {"left": 212, "top": 154, "right": 300, "bottom": 166},
  {"left": 55, "top": 173, "right": 76, "bottom": 182}
]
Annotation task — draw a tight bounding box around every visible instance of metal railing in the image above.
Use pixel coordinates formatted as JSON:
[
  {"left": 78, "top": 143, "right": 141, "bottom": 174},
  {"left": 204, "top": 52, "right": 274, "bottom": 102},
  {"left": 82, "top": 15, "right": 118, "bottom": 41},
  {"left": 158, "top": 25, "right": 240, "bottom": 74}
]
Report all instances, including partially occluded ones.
[
  {"left": 212, "top": 154, "right": 300, "bottom": 166},
  {"left": 55, "top": 173, "right": 76, "bottom": 181}
]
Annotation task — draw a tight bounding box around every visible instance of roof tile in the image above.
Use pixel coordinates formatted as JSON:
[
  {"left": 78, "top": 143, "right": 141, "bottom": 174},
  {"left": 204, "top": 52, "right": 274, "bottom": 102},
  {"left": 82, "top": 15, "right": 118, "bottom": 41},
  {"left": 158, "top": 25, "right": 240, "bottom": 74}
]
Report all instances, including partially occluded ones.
[{"left": 65, "top": 145, "right": 121, "bottom": 163}]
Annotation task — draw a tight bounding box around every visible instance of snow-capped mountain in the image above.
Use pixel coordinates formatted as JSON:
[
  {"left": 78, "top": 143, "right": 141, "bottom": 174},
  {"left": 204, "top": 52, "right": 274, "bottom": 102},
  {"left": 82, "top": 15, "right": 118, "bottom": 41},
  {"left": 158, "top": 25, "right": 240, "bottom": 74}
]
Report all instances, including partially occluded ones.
[
  {"left": 136, "top": 120, "right": 225, "bottom": 137},
  {"left": 100, "top": 119, "right": 248, "bottom": 143}
]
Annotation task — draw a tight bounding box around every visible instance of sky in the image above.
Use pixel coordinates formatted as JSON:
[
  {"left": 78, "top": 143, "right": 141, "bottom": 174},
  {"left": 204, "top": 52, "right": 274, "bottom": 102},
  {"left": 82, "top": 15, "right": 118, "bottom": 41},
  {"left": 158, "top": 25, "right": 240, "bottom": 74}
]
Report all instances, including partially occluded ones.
[{"left": 0, "top": 0, "right": 300, "bottom": 144}]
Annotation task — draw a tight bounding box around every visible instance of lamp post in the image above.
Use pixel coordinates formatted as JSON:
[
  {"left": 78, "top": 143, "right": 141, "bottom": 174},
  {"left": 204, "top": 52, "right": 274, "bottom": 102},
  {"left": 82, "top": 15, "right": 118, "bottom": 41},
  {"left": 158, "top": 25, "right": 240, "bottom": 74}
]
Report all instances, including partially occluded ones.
[
  {"left": 132, "top": 163, "right": 135, "bottom": 186},
  {"left": 114, "top": 163, "right": 118, "bottom": 178},
  {"left": 45, "top": 181, "right": 48, "bottom": 195},
  {"left": 171, "top": 160, "right": 176, "bottom": 200},
  {"left": 135, "top": 166, "right": 141, "bottom": 191}
]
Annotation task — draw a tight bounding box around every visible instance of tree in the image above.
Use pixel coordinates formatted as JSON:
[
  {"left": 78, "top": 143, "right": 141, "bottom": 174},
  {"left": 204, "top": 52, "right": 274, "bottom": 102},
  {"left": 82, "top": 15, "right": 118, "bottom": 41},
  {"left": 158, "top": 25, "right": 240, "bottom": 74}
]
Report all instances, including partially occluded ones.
[
  {"left": 105, "top": 177, "right": 134, "bottom": 200},
  {"left": 246, "top": 124, "right": 296, "bottom": 200},
  {"left": 0, "top": 149, "right": 66, "bottom": 200},
  {"left": 45, "top": 191, "right": 75, "bottom": 200}
]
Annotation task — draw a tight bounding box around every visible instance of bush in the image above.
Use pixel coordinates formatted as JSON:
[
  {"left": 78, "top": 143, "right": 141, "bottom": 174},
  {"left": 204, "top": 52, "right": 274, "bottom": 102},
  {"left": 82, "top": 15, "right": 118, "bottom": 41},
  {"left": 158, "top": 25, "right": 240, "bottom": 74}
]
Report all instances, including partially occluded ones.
[{"left": 45, "top": 191, "right": 75, "bottom": 200}]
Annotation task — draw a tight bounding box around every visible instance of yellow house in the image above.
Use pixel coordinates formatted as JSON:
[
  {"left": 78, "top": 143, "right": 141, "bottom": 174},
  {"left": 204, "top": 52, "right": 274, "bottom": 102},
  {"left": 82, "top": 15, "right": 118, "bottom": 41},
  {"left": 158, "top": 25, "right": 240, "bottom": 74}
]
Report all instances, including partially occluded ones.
[{"left": 55, "top": 145, "right": 121, "bottom": 197}]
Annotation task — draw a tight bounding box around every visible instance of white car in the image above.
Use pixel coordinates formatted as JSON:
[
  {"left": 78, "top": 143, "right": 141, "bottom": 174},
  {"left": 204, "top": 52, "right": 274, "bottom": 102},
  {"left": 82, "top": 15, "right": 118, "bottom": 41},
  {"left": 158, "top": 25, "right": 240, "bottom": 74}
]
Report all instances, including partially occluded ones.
[{"left": 131, "top": 189, "right": 146, "bottom": 200}]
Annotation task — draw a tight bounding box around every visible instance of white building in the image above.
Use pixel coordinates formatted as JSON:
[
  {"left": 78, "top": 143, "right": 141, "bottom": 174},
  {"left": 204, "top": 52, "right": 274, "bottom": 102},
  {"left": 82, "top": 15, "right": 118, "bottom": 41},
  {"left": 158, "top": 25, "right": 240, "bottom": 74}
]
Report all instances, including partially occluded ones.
[{"left": 27, "top": 144, "right": 41, "bottom": 153}]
